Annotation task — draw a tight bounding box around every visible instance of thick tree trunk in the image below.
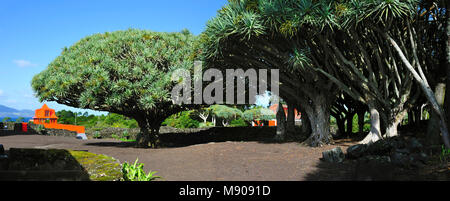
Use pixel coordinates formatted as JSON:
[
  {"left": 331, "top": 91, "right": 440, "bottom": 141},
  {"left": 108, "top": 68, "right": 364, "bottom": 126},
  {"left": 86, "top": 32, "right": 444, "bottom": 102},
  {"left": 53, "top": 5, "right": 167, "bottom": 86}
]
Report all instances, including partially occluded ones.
[
  {"left": 427, "top": 83, "right": 446, "bottom": 145},
  {"left": 384, "top": 32, "right": 450, "bottom": 148},
  {"left": 408, "top": 110, "right": 415, "bottom": 126},
  {"left": 303, "top": 95, "right": 333, "bottom": 147},
  {"left": 275, "top": 104, "right": 286, "bottom": 141},
  {"left": 385, "top": 110, "right": 408, "bottom": 138},
  {"left": 357, "top": 110, "right": 366, "bottom": 136},
  {"left": 286, "top": 102, "right": 296, "bottom": 136},
  {"left": 446, "top": 66, "right": 450, "bottom": 139},
  {"left": 300, "top": 108, "right": 312, "bottom": 135},
  {"left": 445, "top": 5, "right": 450, "bottom": 143},
  {"left": 336, "top": 117, "right": 346, "bottom": 137},
  {"left": 360, "top": 102, "right": 383, "bottom": 144},
  {"left": 136, "top": 118, "right": 162, "bottom": 148},
  {"left": 346, "top": 113, "right": 354, "bottom": 137}
]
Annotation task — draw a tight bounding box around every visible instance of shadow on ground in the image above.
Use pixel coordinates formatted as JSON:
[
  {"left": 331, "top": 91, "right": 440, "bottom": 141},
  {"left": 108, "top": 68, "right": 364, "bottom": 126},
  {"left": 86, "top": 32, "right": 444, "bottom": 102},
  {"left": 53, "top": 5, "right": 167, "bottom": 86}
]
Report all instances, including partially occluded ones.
[
  {"left": 0, "top": 148, "right": 91, "bottom": 181},
  {"left": 304, "top": 134, "right": 450, "bottom": 181},
  {"left": 0, "top": 130, "right": 31, "bottom": 137},
  {"left": 304, "top": 158, "right": 402, "bottom": 181},
  {"left": 83, "top": 127, "right": 309, "bottom": 148}
]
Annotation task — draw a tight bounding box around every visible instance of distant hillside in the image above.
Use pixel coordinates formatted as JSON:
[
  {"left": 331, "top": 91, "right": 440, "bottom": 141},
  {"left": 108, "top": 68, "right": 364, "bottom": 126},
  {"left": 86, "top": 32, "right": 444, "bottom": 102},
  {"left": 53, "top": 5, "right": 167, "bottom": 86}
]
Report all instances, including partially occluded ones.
[{"left": 0, "top": 104, "right": 34, "bottom": 118}]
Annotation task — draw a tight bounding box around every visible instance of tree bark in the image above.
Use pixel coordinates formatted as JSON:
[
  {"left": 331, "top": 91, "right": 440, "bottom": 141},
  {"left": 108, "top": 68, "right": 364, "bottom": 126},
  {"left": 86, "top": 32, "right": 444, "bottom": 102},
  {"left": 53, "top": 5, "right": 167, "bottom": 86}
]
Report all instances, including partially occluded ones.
[
  {"left": 346, "top": 113, "right": 355, "bottom": 137},
  {"left": 336, "top": 117, "right": 346, "bottom": 137},
  {"left": 445, "top": 75, "right": 450, "bottom": 135},
  {"left": 427, "top": 83, "right": 446, "bottom": 145},
  {"left": 275, "top": 104, "right": 286, "bottom": 141},
  {"left": 300, "top": 107, "right": 312, "bottom": 136},
  {"left": 383, "top": 32, "right": 450, "bottom": 148},
  {"left": 445, "top": 2, "right": 450, "bottom": 142},
  {"left": 408, "top": 110, "right": 415, "bottom": 126},
  {"left": 303, "top": 94, "right": 333, "bottom": 147},
  {"left": 360, "top": 101, "right": 383, "bottom": 144},
  {"left": 446, "top": 67, "right": 450, "bottom": 140},
  {"left": 357, "top": 109, "right": 366, "bottom": 136},
  {"left": 136, "top": 119, "right": 161, "bottom": 148},
  {"left": 385, "top": 110, "right": 408, "bottom": 138}
]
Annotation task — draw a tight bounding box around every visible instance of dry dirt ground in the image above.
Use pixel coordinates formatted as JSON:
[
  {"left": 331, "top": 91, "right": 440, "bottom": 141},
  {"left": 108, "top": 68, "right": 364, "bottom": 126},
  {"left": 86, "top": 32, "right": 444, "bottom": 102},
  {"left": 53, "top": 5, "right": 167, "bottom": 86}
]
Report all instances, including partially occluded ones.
[{"left": 0, "top": 133, "right": 447, "bottom": 181}]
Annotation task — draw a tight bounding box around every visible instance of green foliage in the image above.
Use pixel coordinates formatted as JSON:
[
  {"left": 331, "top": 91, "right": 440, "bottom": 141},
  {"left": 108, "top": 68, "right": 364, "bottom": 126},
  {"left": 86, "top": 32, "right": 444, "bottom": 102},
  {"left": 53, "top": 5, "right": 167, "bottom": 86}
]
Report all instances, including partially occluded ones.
[
  {"left": 56, "top": 110, "right": 76, "bottom": 124},
  {"left": 122, "top": 130, "right": 130, "bottom": 139},
  {"left": 351, "top": 113, "right": 371, "bottom": 133},
  {"left": 32, "top": 29, "right": 197, "bottom": 147},
  {"left": 199, "top": 121, "right": 215, "bottom": 128},
  {"left": 440, "top": 145, "right": 450, "bottom": 163},
  {"left": 93, "top": 131, "right": 101, "bottom": 139},
  {"left": 111, "top": 134, "right": 119, "bottom": 139},
  {"left": 32, "top": 29, "right": 196, "bottom": 111},
  {"left": 56, "top": 110, "right": 138, "bottom": 129},
  {"left": 242, "top": 106, "right": 275, "bottom": 122},
  {"left": 209, "top": 105, "right": 243, "bottom": 120},
  {"left": 230, "top": 118, "right": 248, "bottom": 127},
  {"left": 163, "top": 111, "right": 200, "bottom": 128},
  {"left": 15, "top": 117, "right": 25, "bottom": 123},
  {"left": 35, "top": 124, "right": 46, "bottom": 134},
  {"left": 122, "top": 158, "right": 161, "bottom": 181},
  {"left": 2, "top": 117, "right": 11, "bottom": 122},
  {"left": 202, "top": 0, "right": 419, "bottom": 61}
]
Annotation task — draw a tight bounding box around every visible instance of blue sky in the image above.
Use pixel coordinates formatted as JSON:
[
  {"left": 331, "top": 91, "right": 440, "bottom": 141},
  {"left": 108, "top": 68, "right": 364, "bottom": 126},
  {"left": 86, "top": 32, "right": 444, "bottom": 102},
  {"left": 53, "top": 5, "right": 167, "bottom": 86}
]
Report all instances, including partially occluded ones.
[{"left": 0, "top": 0, "right": 228, "bottom": 115}]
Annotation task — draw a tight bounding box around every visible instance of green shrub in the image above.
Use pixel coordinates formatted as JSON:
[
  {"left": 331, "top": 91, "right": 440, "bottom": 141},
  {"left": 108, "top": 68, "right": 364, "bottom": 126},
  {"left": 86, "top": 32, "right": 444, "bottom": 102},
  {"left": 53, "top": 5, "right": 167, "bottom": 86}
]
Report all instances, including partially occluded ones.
[
  {"left": 440, "top": 145, "right": 450, "bottom": 163},
  {"left": 2, "top": 117, "right": 12, "bottom": 122},
  {"left": 122, "top": 130, "right": 130, "bottom": 139},
  {"left": 162, "top": 111, "right": 200, "bottom": 128},
  {"left": 35, "top": 124, "right": 46, "bottom": 135},
  {"left": 199, "top": 122, "right": 214, "bottom": 128},
  {"left": 230, "top": 118, "right": 248, "bottom": 127},
  {"left": 93, "top": 131, "right": 101, "bottom": 139},
  {"left": 122, "top": 158, "right": 161, "bottom": 181}
]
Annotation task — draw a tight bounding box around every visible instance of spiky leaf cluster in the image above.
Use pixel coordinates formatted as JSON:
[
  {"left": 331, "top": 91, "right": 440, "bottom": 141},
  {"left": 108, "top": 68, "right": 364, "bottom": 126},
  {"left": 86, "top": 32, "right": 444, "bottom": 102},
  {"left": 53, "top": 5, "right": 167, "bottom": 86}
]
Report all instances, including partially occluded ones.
[{"left": 32, "top": 29, "right": 196, "bottom": 117}]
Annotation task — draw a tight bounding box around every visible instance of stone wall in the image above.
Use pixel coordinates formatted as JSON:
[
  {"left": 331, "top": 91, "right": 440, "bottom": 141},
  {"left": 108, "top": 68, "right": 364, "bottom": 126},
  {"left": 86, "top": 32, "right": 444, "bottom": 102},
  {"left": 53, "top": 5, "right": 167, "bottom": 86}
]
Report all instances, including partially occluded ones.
[
  {"left": 28, "top": 123, "right": 77, "bottom": 137},
  {"left": 86, "top": 127, "right": 140, "bottom": 139},
  {"left": 2, "top": 122, "right": 15, "bottom": 131}
]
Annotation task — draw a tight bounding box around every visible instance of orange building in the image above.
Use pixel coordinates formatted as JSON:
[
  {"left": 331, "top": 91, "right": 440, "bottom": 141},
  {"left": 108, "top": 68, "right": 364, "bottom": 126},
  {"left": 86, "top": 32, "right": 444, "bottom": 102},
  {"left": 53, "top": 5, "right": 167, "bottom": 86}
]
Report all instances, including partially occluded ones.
[
  {"left": 33, "top": 104, "right": 58, "bottom": 124},
  {"left": 33, "top": 104, "right": 85, "bottom": 134}
]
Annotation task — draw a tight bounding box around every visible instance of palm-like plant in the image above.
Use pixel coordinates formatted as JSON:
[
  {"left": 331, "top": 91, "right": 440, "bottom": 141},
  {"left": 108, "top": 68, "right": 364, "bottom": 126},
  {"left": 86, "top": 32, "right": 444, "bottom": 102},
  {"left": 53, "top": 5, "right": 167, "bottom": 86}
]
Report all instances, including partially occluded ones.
[
  {"left": 200, "top": 0, "right": 450, "bottom": 147},
  {"left": 32, "top": 29, "right": 197, "bottom": 148}
]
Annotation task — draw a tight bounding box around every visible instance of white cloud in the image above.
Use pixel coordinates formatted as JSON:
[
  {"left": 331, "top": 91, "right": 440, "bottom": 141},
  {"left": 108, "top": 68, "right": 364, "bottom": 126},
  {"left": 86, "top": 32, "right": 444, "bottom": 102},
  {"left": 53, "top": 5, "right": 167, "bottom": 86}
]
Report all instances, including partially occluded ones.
[
  {"left": 13, "top": 60, "right": 38, "bottom": 68},
  {"left": 0, "top": 90, "right": 3, "bottom": 96}
]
